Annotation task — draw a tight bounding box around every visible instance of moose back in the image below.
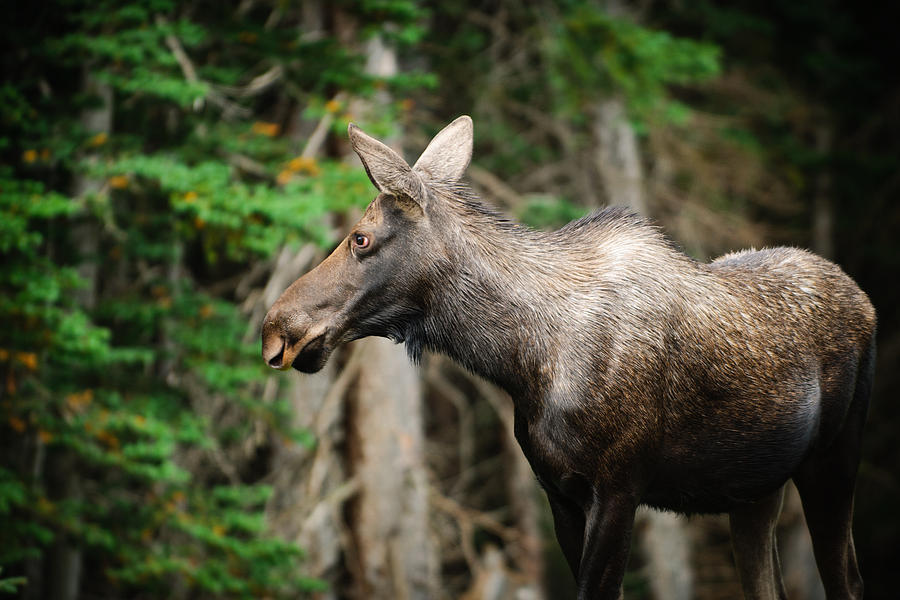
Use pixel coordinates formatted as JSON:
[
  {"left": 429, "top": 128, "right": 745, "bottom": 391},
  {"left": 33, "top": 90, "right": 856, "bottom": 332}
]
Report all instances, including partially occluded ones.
[{"left": 262, "top": 116, "right": 875, "bottom": 600}]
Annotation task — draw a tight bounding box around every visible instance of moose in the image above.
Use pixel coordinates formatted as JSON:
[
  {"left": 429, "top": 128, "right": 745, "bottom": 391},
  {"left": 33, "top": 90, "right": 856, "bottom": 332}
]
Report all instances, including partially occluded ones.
[{"left": 261, "top": 116, "right": 876, "bottom": 599}]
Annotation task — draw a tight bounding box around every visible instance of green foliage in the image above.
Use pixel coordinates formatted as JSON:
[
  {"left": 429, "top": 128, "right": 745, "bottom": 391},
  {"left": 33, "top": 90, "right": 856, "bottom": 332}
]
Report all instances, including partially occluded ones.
[
  {"left": 0, "top": 0, "right": 428, "bottom": 596},
  {"left": 546, "top": 4, "right": 721, "bottom": 123},
  {"left": 0, "top": 567, "right": 27, "bottom": 595}
]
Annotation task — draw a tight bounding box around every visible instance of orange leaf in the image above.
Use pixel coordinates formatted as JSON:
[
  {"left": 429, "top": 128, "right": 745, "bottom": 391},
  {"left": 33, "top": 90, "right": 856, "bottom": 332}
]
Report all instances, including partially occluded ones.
[
  {"left": 251, "top": 121, "right": 280, "bottom": 137},
  {"left": 22, "top": 149, "right": 38, "bottom": 163},
  {"left": 287, "top": 156, "right": 320, "bottom": 175},
  {"left": 276, "top": 170, "right": 293, "bottom": 185},
  {"left": 87, "top": 132, "right": 108, "bottom": 147},
  {"left": 8, "top": 416, "right": 26, "bottom": 433},
  {"left": 16, "top": 352, "right": 38, "bottom": 371},
  {"left": 108, "top": 175, "right": 129, "bottom": 189},
  {"left": 66, "top": 389, "right": 93, "bottom": 413}
]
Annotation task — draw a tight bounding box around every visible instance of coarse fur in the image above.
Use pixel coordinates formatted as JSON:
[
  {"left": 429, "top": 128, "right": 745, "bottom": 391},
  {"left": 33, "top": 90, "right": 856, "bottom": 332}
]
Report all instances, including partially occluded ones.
[{"left": 261, "top": 116, "right": 876, "bottom": 600}]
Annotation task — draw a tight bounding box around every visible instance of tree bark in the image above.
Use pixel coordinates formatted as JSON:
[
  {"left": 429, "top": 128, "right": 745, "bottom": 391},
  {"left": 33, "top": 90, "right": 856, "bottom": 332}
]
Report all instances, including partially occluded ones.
[
  {"left": 346, "top": 337, "right": 437, "bottom": 599},
  {"left": 593, "top": 98, "right": 648, "bottom": 215},
  {"left": 39, "top": 66, "right": 112, "bottom": 600}
]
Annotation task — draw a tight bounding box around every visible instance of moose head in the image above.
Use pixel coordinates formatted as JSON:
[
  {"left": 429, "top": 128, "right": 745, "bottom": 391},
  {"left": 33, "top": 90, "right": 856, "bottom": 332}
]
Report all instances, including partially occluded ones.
[{"left": 261, "top": 116, "right": 473, "bottom": 373}]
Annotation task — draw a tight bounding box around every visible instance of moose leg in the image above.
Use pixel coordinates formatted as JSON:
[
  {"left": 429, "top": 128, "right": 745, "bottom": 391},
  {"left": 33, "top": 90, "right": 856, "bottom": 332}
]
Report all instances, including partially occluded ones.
[
  {"left": 793, "top": 446, "right": 863, "bottom": 600},
  {"left": 729, "top": 485, "right": 787, "bottom": 600},
  {"left": 576, "top": 493, "right": 636, "bottom": 600},
  {"left": 793, "top": 348, "right": 872, "bottom": 600}
]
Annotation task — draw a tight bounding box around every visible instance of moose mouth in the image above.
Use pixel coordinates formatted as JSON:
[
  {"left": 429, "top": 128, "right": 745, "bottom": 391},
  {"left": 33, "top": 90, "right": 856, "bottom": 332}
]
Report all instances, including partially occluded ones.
[
  {"left": 291, "top": 334, "right": 330, "bottom": 373},
  {"left": 264, "top": 332, "right": 330, "bottom": 373}
]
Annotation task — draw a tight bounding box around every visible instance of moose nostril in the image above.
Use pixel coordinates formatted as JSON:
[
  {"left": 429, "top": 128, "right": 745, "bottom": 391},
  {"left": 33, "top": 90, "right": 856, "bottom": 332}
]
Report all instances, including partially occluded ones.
[{"left": 266, "top": 338, "right": 286, "bottom": 369}]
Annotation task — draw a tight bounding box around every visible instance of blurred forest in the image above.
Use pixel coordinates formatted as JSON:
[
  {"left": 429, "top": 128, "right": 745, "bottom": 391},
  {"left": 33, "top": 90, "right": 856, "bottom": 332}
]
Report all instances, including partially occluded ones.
[{"left": 2, "top": 0, "right": 899, "bottom": 599}]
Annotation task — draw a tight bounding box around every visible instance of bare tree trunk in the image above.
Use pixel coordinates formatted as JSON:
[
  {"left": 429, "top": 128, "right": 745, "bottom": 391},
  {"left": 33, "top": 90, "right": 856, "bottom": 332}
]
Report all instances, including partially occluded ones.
[
  {"left": 346, "top": 337, "right": 437, "bottom": 599},
  {"left": 39, "top": 66, "right": 112, "bottom": 600},
  {"left": 593, "top": 98, "right": 648, "bottom": 215},
  {"left": 779, "top": 483, "right": 825, "bottom": 600}
]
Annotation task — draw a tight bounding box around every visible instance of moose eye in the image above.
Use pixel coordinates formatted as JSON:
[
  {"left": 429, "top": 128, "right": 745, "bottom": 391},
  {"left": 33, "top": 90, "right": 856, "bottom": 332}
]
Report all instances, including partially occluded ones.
[{"left": 352, "top": 233, "right": 370, "bottom": 250}]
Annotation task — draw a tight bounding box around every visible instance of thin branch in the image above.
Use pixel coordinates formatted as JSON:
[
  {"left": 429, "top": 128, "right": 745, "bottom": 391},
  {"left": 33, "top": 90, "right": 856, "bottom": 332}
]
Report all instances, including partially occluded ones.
[
  {"left": 301, "top": 93, "right": 346, "bottom": 158},
  {"left": 156, "top": 14, "right": 251, "bottom": 119}
]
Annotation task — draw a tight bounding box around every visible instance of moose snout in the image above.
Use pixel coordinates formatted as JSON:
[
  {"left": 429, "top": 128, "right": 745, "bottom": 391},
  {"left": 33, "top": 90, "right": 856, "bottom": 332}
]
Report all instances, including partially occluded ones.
[{"left": 261, "top": 310, "right": 314, "bottom": 370}]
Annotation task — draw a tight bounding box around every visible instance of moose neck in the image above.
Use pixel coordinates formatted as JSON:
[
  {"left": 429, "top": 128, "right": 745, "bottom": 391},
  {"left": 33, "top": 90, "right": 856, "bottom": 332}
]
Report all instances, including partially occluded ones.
[{"left": 416, "top": 195, "right": 568, "bottom": 400}]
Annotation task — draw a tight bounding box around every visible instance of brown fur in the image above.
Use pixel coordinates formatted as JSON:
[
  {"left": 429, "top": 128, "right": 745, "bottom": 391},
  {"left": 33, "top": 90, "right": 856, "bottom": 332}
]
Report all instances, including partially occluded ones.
[{"left": 262, "top": 117, "right": 875, "bottom": 599}]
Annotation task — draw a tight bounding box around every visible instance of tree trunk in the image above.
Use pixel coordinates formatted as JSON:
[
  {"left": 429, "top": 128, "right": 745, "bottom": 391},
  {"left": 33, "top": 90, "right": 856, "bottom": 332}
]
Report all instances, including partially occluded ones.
[
  {"left": 346, "top": 337, "right": 437, "bottom": 599},
  {"left": 593, "top": 98, "right": 648, "bottom": 215},
  {"left": 40, "top": 66, "right": 112, "bottom": 600}
]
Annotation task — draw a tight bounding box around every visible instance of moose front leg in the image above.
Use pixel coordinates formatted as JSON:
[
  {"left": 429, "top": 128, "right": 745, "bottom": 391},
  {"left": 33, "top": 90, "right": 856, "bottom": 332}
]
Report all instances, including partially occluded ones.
[{"left": 576, "top": 492, "right": 637, "bottom": 600}]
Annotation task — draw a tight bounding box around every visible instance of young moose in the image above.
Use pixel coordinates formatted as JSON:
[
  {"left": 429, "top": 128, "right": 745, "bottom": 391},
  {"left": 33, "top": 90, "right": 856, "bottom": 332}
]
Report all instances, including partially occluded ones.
[{"left": 261, "top": 116, "right": 875, "bottom": 599}]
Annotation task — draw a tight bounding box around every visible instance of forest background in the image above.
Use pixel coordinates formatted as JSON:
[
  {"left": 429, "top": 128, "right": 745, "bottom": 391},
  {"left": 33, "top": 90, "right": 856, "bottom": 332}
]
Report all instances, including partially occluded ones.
[{"left": 2, "top": 1, "right": 899, "bottom": 599}]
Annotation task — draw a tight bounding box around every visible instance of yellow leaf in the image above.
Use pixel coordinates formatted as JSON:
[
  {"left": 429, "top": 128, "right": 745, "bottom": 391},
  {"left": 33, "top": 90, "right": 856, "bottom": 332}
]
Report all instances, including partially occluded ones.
[
  {"left": 8, "top": 416, "right": 26, "bottom": 433},
  {"left": 251, "top": 121, "right": 280, "bottom": 137},
  {"left": 15, "top": 352, "right": 38, "bottom": 371},
  {"left": 108, "top": 175, "right": 129, "bottom": 189},
  {"left": 276, "top": 170, "right": 293, "bottom": 185},
  {"left": 183, "top": 191, "right": 198, "bottom": 203},
  {"left": 87, "top": 132, "right": 108, "bottom": 147},
  {"left": 325, "top": 99, "right": 341, "bottom": 114},
  {"left": 66, "top": 389, "right": 93, "bottom": 413},
  {"left": 22, "top": 149, "right": 38, "bottom": 163},
  {"left": 212, "top": 524, "right": 225, "bottom": 537},
  {"left": 96, "top": 430, "right": 120, "bottom": 450},
  {"left": 38, "top": 429, "right": 53, "bottom": 443},
  {"left": 287, "top": 156, "right": 320, "bottom": 175}
]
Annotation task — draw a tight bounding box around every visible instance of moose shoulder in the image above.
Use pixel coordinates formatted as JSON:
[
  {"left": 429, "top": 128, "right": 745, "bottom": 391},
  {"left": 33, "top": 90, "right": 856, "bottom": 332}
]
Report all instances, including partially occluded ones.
[{"left": 262, "top": 116, "right": 876, "bottom": 600}]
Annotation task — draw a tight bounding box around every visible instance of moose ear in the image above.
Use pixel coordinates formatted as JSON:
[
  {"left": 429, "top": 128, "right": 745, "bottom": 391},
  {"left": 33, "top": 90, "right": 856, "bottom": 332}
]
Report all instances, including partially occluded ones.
[
  {"left": 348, "top": 123, "right": 424, "bottom": 200},
  {"left": 413, "top": 115, "right": 473, "bottom": 184}
]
